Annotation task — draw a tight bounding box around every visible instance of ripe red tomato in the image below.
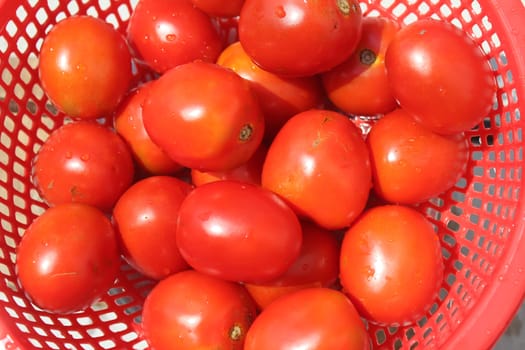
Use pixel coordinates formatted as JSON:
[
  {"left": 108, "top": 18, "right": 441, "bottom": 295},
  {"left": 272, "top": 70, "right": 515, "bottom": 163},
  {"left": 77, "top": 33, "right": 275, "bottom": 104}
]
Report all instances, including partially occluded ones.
[
  {"left": 191, "top": 0, "right": 245, "bottom": 17},
  {"left": 323, "top": 16, "right": 399, "bottom": 116},
  {"left": 32, "top": 121, "right": 135, "bottom": 212},
  {"left": 142, "top": 61, "right": 265, "bottom": 171},
  {"left": 112, "top": 176, "right": 192, "bottom": 280},
  {"left": 191, "top": 144, "right": 267, "bottom": 186},
  {"left": 127, "top": 0, "right": 223, "bottom": 74},
  {"left": 114, "top": 82, "right": 182, "bottom": 176},
  {"left": 176, "top": 180, "right": 302, "bottom": 283},
  {"left": 238, "top": 0, "right": 363, "bottom": 77},
  {"left": 16, "top": 203, "right": 120, "bottom": 314},
  {"left": 217, "top": 41, "right": 325, "bottom": 140},
  {"left": 244, "top": 288, "right": 370, "bottom": 350},
  {"left": 142, "top": 270, "right": 257, "bottom": 350},
  {"left": 340, "top": 205, "right": 444, "bottom": 326},
  {"left": 261, "top": 109, "right": 371, "bottom": 230},
  {"left": 385, "top": 19, "right": 496, "bottom": 135},
  {"left": 38, "top": 15, "right": 132, "bottom": 120},
  {"left": 245, "top": 221, "right": 340, "bottom": 309},
  {"left": 367, "top": 108, "right": 469, "bottom": 204}
]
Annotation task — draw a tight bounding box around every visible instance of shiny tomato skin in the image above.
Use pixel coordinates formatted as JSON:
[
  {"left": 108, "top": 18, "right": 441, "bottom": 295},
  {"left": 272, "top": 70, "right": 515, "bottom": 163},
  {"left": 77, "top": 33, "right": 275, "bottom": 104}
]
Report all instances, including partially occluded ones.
[
  {"left": 142, "top": 61, "right": 265, "bottom": 171},
  {"left": 245, "top": 221, "right": 340, "bottom": 309},
  {"left": 32, "top": 121, "right": 135, "bottom": 213},
  {"left": 217, "top": 41, "right": 325, "bottom": 140},
  {"left": 191, "top": 144, "right": 267, "bottom": 186},
  {"left": 176, "top": 180, "right": 302, "bottom": 284},
  {"left": 322, "top": 16, "right": 399, "bottom": 116},
  {"left": 38, "top": 16, "right": 132, "bottom": 120},
  {"left": 16, "top": 203, "right": 120, "bottom": 314},
  {"left": 112, "top": 176, "right": 192, "bottom": 280},
  {"left": 385, "top": 19, "right": 496, "bottom": 135},
  {"left": 142, "top": 270, "right": 257, "bottom": 350},
  {"left": 244, "top": 287, "right": 370, "bottom": 350},
  {"left": 238, "top": 0, "right": 363, "bottom": 77},
  {"left": 191, "top": 0, "right": 245, "bottom": 17},
  {"left": 340, "top": 205, "right": 444, "bottom": 326},
  {"left": 367, "top": 108, "right": 469, "bottom": 204},
  {"left": 127, "top": 0, "right": 223, "bottom": 74},
  {"left": 114, "top": 82, "right": 182, "bottom": 176},
  {"left": 262, "top": 109, "right": 371, "bottom": 230}
]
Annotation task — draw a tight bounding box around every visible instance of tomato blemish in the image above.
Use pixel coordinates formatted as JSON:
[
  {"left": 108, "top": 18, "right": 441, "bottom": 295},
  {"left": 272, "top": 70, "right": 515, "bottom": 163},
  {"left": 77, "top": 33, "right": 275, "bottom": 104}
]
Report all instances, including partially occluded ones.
[
  {"left": 238, "top": 124, "right": 254, "bottom": 142},
  {"left": 229, "top": 324, "right": 243, "bottom": 341}
]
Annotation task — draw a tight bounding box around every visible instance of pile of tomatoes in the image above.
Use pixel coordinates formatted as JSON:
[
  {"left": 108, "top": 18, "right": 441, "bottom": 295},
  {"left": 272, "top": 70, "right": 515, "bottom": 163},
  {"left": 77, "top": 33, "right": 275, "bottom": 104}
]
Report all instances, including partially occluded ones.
[{"left": 16, "top": 0, "right": 496, "bottom": 349}]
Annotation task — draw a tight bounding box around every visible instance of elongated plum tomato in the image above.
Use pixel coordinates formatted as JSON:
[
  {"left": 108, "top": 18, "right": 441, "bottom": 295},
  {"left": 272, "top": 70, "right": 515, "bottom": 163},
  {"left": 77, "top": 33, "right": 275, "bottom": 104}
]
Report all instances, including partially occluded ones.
[
  {"left": 112, "top": 176, "right": 192, "bottom": 280},
  {"left": 239, "top": 0, "right": 363, "bottom": 77},
  {"left": 262, "top": 109, "right": 371, "bottom": 230},
  {"left": 217, "top": 41, "right": 325, "bottom": 140},
  {"left": 244, "top": 288, "right": 370, "bottom": 350},
  {"left": 142, "top": 61, "right": 265, "bottom": 172},
  {"left": 16, "top": 203, "right": 120, "bottom": 314},
  {"left": 114, "top": 81, "right": 182, "bottom": 176},
  {"left": 322, "top": 16, "right": 399, "bottom": 116},
  {"left": 38, "top": 16, "right": 132, "bottom": 119},
  {"left": 127, "top": 0, "right": 223, "bottom": 74},
  {"left": 176, "top": 180, "right": 302, "bottom": 283},
  {"left": 142, "top": 270, "right": 257, "bottom": 350},
  {"left": 367, "top": 108, "right": 469, "bottom": 204},
  {"left": 385, "top": 19, "right": 496, "bottom": 135},
  {"left": 340, "top": 205, "right": 444, "bottom": 326}
]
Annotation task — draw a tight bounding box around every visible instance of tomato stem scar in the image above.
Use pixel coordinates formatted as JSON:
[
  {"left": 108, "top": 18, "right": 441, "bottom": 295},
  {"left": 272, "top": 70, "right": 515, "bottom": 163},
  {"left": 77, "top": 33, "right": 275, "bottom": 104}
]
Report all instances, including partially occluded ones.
[
  {"left": 360, "top": 48, "right": 377, "bottom": 66},
  {"left": 239, "top": 124, "right": 254, "bottom": 142}
]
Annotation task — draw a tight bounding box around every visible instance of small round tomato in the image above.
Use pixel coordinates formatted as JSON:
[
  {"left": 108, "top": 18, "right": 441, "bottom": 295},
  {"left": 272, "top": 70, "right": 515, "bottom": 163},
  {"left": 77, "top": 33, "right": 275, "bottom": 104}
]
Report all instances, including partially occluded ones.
[
  {"left": 127, "top": 0, "right": 223, "bottom": 74},
  {"left": 367, "top": 108, "right": 469, "bottom": 204},
  {"left": 143, "top": 61, "right": 265, "bottom": 171},
  {"left": 38, "top": 15, "right": 132, "bottom": 120},
  {"left": 16, "top": 203, "right": 120, "bottom": 314},
  {"left": 191, "top": 144, "right": 267, "bottom": 186},
  {"left": 322, "top": 16, "right": 399, "bottom": 116},
  {"left": 142, "top": 270, "right": 257, "bottom": 350},
  {"left": 176, "top": 180, "right": 302, "bottom": 283},
  {"left": 239, "top": 0, "right": 363, "bottom": 77},
  {"left": 32, "top": 121, "right": 135, "bottom": 212},
  {"left": 217, "top": 41, "right": 325, "bottom": 140},
  {"left": 114, "top": 82, "right": 182, "bottom": 176},
  {"left": 191, "top": 0, "right": 245, "bottom": 17},
  {"left": 385, "top": 19, "right": 496, "bottom": 135},
  {"left": 262, "top": 109, "right": 371, "bottom": 230},
  {"left": 244, "top": 288, "right": 370, "bottom": 350},
  {"left": 245, "top": 221, "right": 340, "bottom": 309},
  {"left": 112, "top": 176, "right": 192, "bottom": 280},
  {"left": 340, "top": 205, "right": 444, "bottom": 326}
]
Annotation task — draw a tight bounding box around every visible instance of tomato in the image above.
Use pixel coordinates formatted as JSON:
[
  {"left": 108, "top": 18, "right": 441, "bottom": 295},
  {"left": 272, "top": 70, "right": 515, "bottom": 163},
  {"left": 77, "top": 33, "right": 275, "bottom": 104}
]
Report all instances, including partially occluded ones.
[
  {"left": 367, "top": 108, "right": 469, "bottom": 204},
  {"left": 322, "top": 16, "right": 399, "bottom": 116},
  {"left": 142, "top": 270, "right": 257, "bottom": 350},
  {"left": 238, "top": 0, "right": 363, "bottom": 77},
  {"left": 114, "top": 82, "right": 182, "bottom": 176},
  {"left": 244, "top": 287, "right": 370, "bottom": 350},
  {"left": 245, "top": 221, "right": 340, "bottom": 309},
  {"left": 385, "top": 19, "right": 496, "bottom": 135},
  {"left": 191, "top": 144, "right": 267, "bottom": 186},
  {"left": 32, "top": 121, "right": 135, "bottom": 212},
  {"left": 340, "top": 205, "right": 444, "bottom": 326},
  {"left": 16, "top": 203, "right": 120, "bottom": 314},
  {"left": 127, "top": 0, "right": 223, "bottom": 74},
  {"left": 217, "top": 41, "right": 325, "bottom": 140},
  {"left": 176, "top": 180, "right": 302, "bottom": 283},
  {"left": 261, "top": 109, "right": 371, "bottom": 230},
  {"left": 38, "top": 16, "right": 132, "bottom": 120},
  {"left": 142, "top": 61, "right": 265, "bottom": 171},
  {"left": 112, "top": 176, "right": 192, "bottom": 280},
  {"left": 191, "top": 0, "right": 245, "bottom": 17}
]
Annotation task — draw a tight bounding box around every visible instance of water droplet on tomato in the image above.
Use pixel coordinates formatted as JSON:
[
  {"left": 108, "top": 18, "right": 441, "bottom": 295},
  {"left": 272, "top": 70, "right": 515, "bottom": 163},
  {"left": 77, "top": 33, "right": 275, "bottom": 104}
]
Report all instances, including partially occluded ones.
[
  {"left": 65, "top": 151, "right": 72, "bottom": 159},
  {"left": 80, "top": 154, "right": 90, "bottom": 161},
  {"left": 166, "top": 34, "right": 177, "bottom": 42},
  {"left": 144, "top": 35, "right": 150, "bottom": 41},
  {"left": 275, "top": 6, "right": 286, "bottom": 18}
]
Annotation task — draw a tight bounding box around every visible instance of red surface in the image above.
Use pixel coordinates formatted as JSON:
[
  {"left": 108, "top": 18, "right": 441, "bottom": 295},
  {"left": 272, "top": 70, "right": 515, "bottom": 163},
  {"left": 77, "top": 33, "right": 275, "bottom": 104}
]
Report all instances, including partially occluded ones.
[{"left": 0, "top": 0, "right": 524, "bottom": 349}]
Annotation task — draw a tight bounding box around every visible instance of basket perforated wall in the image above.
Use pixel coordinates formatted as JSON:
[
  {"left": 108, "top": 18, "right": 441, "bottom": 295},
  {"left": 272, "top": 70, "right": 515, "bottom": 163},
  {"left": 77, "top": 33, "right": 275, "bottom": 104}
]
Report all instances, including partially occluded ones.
[{"left": 0, "top": 0, "right": 524, "bottom": 349}]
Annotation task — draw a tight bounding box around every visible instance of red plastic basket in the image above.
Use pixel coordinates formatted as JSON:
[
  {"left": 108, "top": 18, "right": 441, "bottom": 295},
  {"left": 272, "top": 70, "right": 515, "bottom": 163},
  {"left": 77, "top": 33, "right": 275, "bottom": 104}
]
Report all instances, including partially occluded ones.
[{"left": 1, "top": 0, "right": 525, "bottom": 349}]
